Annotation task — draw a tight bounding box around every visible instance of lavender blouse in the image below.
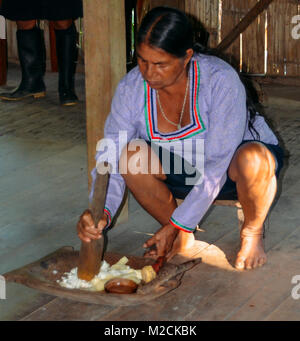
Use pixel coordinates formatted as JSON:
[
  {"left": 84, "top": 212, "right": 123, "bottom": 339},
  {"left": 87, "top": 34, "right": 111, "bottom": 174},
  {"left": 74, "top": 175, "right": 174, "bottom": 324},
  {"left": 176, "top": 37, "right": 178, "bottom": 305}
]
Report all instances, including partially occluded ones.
[{"left": 90, "top": 53, "right": 278, "bottom": 232}]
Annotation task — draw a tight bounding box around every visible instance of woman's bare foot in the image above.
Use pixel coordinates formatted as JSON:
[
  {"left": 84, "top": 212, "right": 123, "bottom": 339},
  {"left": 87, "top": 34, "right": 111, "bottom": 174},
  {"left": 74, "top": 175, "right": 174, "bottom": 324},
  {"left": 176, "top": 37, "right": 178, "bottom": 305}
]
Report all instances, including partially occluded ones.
[{"left": 235, "top": 226, "right": 267, "bottom": 270}]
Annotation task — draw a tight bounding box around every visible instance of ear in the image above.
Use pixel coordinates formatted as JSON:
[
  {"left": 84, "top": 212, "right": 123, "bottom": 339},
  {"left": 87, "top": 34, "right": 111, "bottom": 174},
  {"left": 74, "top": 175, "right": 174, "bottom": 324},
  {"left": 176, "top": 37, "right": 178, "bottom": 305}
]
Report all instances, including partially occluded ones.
[{"left": 183, "top": 48, "right": 194, "bottom": 67}]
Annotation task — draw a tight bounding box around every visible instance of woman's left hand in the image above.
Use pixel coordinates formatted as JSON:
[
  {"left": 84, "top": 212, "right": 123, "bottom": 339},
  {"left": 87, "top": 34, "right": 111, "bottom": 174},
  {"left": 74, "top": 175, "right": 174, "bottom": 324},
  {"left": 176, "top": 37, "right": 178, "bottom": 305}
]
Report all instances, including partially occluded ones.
[{"left": 143, "top": 223, "right": 179, "bottom": 261}]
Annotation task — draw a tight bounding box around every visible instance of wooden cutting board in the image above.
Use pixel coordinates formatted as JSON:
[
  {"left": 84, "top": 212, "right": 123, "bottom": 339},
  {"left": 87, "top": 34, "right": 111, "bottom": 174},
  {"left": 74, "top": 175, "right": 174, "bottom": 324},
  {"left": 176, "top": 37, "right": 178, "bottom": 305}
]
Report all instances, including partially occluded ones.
[{"left": 3, "top": 246, "right": 201, "bottom": 306}]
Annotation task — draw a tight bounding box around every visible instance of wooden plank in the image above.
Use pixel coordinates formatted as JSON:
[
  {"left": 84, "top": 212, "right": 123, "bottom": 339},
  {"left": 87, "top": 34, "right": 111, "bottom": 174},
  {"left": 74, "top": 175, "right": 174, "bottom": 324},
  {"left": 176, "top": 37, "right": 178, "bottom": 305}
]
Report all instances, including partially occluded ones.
[
  {"left": 0, "top": 92, "right": 90, "bottom": 320},
  {"left": 265, "top": 0, "right": 299, "bottom": 76},
  {"left": 220, "top": 0, "right": 241, "bottom": 68},
  {"left": 0, "top": 283, "right": 56, "bottom": 321},
  {"left": 0, "top": 176, "right": 87, "bottom": 261},
  {"left": 277, "top": 1, "right": 286, "bottom": 76},
  {"left": 285, "top": 1, "right": 300, "bottom": 76},
  {"left": 20, "top": 297, "right": 117, "bottom": 321},
  {"left": 227, "top": 226, "right": 300, "bottom": 321},
  {"left": 264, "top": 296, "right": 300, "bottom": 321},
  {"left": 241, "top": 0, "right": 265, "bottom": 74},
  {"left": 184, "top": 0, "right": 219, "bottom": 48},
  {"left": 150, "top": 0, "right": 185, "bottom": 11},
  {"left": 267, "top": 1, "right": 275, "bottom": 75},
  {"left": 217, "top": 0, "right": 274, "bottom": 52},
  {"left": 180, "top": 229, "right": 300, "bottom": 320},
  {"left": 210, "top": 0, "right": 219, "bottom": 47}
]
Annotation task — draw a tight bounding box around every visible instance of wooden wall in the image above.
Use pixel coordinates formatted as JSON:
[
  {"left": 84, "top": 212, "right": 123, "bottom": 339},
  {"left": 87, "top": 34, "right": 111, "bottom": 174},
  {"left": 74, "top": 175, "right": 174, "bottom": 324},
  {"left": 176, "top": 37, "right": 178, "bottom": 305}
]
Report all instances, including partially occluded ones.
[
  {"left": 4, "top": 0, "right": 300, "bottom": 76},
  {"left": 219, "top": 0, "right": 266, "bottom": 73},
  {"left": 267, "top": 0, "right": 300, "bottom": 76},
  {"left": 185, "top": 0, "right": 300, "bottom": 76},
  {"left": 184, "top": 0, "right": 220, "bottom": 49},
  {"left": 150, "top": 0, "right": 184, "bottom": 11}
]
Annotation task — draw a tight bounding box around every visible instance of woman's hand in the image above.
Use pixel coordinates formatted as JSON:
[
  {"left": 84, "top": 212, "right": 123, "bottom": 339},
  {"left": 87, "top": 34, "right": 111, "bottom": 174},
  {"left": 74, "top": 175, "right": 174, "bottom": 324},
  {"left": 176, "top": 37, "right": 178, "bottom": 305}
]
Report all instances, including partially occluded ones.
[
  {"left": 143, "top": 223, "right": 179, "bottom": 261},
  {"left": 77, "top": 209, "right": 108, "bottom": 243}
]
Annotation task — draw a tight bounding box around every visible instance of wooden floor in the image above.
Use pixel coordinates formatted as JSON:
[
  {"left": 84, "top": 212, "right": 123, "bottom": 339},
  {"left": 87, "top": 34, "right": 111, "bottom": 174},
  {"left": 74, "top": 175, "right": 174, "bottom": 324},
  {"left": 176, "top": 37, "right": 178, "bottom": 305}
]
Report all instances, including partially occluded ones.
[{"left": 0, "top": 65, "right": 300, "bottom": 321}]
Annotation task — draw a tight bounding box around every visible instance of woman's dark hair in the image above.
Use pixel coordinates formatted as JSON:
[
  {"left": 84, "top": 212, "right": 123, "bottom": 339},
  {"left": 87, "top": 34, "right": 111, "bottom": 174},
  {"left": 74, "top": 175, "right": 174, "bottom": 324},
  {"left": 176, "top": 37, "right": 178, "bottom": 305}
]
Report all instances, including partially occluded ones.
[
  {"left": 137, "top": 6, "right": 193, "bottom": 58},
  {"left": 137, "top": 6, "right": 260, "bottom": 140}
]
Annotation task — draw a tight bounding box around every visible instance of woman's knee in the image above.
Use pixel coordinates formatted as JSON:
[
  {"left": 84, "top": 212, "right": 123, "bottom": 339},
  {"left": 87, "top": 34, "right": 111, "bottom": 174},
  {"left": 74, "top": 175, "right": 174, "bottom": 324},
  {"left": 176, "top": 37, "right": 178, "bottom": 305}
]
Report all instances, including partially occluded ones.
[
  {"left": 119, "top": 140, "right": 166, "bottom": 180},
  {"left": 228, "top": 142, "right": 276, "bottom": 182},
  {"left": 51, "top": 19, "right": 73, "bottom": 30},
  {"left": 119, "top": 140, "right": 149, "bottom": 176},
  {"left": 16, "top": 20, "right": 36, "bottom": 30}
]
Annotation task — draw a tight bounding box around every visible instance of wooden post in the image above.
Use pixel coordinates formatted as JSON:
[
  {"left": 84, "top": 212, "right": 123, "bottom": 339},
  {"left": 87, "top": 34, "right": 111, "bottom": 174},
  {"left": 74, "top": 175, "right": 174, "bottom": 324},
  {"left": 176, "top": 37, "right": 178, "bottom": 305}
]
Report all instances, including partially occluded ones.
[
  {"left": 217, "top": 0, "right": 274, "bottom": 52},
  {"left": 83, "top": 0, "right": 128, "bottom": 222}
]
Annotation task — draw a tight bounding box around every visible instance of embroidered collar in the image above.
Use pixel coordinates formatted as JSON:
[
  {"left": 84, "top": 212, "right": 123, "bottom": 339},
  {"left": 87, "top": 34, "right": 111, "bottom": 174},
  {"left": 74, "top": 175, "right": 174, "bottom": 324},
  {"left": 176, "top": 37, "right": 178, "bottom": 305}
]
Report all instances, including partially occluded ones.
[{"left": 144, "top": 60, "right": 206, "bottom": 142}]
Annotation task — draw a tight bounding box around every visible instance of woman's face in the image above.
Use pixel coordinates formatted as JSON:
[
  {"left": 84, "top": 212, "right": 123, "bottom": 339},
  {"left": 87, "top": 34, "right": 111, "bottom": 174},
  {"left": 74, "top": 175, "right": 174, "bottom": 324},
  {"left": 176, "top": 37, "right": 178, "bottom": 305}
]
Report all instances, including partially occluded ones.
[{"left": 136, "top": 43, "right": 193, "bottom": 90}]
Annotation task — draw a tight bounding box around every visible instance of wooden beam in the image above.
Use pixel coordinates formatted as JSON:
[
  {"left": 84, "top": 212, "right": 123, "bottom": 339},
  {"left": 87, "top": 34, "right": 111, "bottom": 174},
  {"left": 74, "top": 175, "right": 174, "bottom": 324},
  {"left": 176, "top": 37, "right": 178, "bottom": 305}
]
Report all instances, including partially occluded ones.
[
  {"left": 217, "top": 0, "right": 274, "bottom": 52},
  {"left": 83, "top": 0, "right": 128, "bottom": 222}
]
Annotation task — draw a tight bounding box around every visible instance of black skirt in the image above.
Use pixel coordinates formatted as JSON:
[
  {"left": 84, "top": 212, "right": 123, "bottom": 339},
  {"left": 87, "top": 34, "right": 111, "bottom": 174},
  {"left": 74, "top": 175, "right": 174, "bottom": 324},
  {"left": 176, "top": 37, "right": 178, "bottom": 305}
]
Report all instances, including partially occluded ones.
[{"left": 0, "top": 0, "right": 83, "bottom": 21}]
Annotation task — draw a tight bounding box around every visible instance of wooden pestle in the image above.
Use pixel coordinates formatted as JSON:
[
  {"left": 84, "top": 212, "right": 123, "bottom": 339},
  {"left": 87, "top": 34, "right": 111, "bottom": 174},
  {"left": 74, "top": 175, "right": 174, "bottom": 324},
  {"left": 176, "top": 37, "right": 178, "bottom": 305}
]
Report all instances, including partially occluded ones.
[{"left": 77, "top": 165, "right": 110, "bottom": 281}]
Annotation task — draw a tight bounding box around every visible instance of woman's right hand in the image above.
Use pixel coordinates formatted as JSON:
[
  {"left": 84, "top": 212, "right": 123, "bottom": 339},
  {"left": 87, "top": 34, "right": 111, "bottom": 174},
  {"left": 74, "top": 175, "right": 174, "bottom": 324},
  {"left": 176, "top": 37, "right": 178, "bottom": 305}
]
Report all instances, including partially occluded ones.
[{"left": 77, "top": 210, "right": 108, "bottom": 243}]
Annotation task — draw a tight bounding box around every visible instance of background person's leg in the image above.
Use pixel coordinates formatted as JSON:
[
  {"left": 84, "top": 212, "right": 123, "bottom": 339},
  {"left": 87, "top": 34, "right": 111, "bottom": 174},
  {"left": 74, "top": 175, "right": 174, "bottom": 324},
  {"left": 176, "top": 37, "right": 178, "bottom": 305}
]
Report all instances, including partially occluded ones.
[
  {"left": 52, "top": 20, "right": 79, "bottom": 106},
  {"left": 16, "top": 20, "right": 36, "bottom": 30},
  {"left": 0, "top": 20, "right": 46, "bottom": 101},
  {"left": 52, "top": 20, "right": 73, "bottom": 30}
]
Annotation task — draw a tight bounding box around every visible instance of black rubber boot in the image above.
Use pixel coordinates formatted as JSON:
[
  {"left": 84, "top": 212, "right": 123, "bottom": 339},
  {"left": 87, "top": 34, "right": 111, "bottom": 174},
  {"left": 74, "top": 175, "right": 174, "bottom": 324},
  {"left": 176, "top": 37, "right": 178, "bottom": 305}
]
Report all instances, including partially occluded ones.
[
  {"left": 0, "top": 27, "right": 46, "bottom": 101},
  {"left": 55, "top": 23, "right": 79, "bottom": 106}
]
